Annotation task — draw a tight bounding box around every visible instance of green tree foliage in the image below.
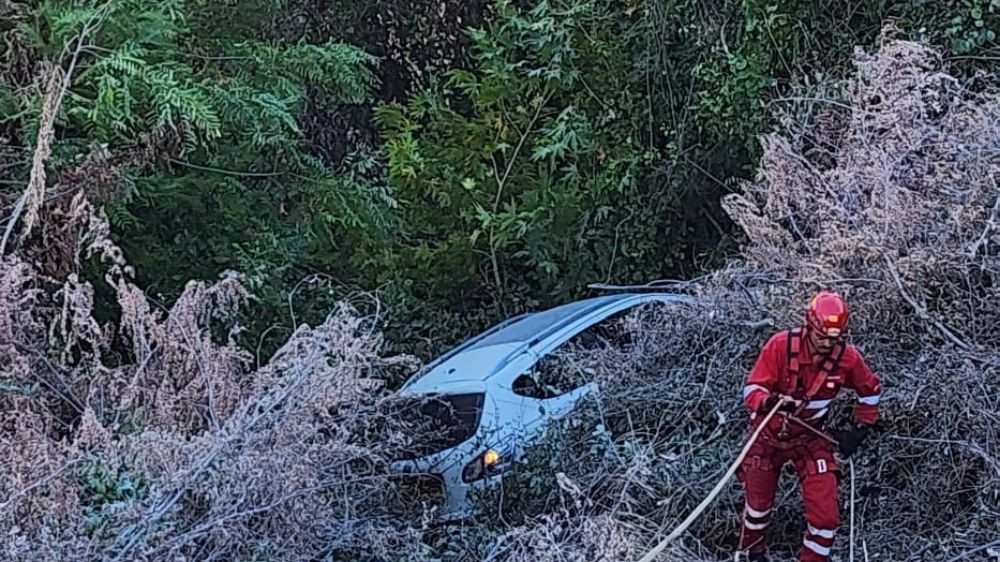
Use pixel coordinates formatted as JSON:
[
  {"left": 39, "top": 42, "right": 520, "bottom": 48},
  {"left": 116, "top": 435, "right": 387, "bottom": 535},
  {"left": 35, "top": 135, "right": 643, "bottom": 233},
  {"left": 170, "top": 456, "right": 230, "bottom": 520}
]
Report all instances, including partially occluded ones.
[
  {"left": 1, "top": 0, "right": 389, "bottom": 349},
  {"left": 670, "top": 0, "right": 999, "bottom": 144},
  {"left": 374, "top": 0, "right": 729, "bottom": 340},
  {"left": 3, "top": 0, "right": 997, "bottom": 358},
  {"left": 366, "top": 0, "right": 997, "bottom": 350}
]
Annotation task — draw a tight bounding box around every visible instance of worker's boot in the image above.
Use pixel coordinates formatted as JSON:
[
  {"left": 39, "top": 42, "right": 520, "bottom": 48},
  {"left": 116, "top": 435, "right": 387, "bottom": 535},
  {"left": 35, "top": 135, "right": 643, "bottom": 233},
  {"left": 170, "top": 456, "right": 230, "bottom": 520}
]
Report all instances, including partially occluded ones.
[{"left": 747, "top": 552, "right": 768, "bottom": 562}]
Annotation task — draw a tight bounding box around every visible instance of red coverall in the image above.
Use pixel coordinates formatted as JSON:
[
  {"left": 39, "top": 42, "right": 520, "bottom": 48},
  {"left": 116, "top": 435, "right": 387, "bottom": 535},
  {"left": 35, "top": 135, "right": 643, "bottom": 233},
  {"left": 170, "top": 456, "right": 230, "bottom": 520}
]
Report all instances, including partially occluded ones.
[{"left": 739, "top": 329, "right": 881, "bottom": 562}]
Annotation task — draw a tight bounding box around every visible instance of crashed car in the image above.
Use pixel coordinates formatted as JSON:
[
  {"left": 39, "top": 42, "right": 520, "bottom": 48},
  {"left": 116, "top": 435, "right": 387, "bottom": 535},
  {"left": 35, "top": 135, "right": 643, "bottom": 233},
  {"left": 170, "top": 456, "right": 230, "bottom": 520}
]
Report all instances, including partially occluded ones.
[{"left": 390, "top": 291, "right": 691, "bottom": 519}]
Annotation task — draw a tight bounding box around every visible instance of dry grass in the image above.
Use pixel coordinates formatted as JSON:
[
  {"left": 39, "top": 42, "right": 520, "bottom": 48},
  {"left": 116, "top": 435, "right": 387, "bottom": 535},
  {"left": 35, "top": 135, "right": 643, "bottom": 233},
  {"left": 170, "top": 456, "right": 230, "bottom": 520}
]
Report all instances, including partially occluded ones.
[{"left": 0, "top": 195, "right": 431, "bottom": 561}]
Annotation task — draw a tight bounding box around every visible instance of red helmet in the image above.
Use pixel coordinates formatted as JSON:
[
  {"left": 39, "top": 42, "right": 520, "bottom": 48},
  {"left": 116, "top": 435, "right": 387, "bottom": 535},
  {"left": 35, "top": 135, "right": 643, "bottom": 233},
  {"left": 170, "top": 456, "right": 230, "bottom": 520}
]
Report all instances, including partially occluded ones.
[{"left": 805, "top": 291, "right": 849, "bottom": 338}]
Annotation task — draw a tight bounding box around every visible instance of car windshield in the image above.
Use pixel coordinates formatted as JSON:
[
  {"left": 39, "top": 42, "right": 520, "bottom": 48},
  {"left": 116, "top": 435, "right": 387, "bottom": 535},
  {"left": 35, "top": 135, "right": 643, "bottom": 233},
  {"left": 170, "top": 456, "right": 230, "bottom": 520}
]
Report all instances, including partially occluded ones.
[
  {"left": 389, "top": 393, "right": 484, "bottom": 459},
  {"left": 469, "top": 298, "right": 610, "bottom": 349}
]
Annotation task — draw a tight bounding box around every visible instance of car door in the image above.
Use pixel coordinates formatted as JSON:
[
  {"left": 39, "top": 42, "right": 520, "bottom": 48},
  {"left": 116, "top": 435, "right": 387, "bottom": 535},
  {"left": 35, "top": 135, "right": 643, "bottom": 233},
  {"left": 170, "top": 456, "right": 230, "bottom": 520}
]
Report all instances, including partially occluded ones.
[
  {"left": 518, "top": 295, "right": 669, "bottom": 420},
  {"left": 503, "top": 330, "right": 605, "bottom": 434},
  {"left": 491, "top": 353, "right": 548, "bottom": 439},
  {"left": 514, "top": 350, "right": 596, "bottom": 425},
  {"left": 498, "top": 296, "right": 680, "bottom": 456}
]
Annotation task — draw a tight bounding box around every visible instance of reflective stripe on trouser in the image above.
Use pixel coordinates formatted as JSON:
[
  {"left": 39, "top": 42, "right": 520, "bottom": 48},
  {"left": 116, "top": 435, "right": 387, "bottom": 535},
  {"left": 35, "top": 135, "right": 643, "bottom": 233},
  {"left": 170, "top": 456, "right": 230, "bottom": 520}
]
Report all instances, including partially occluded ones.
[
  {"left": 803, "top": 525, "right": 835, "bottom": 558},
  {"left": 744, "top": 503, "right": 772, "bottom": 531},
  {"left": 738, "top": 442, "right": 778, "bottom": 553},
  {"left": 799, "top": 470, "right": 839, "bottom": 562},
  {"left": 739, "top": 435, "right": 840, "bottom": 560}
]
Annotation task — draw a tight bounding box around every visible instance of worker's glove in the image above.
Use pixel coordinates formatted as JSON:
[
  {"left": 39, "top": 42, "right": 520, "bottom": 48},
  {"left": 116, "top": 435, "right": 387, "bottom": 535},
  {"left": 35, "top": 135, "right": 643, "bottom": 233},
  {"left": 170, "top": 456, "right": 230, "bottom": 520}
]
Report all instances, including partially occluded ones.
[
  {"left": 833, "top": 425, "right": 870, "bottom": 458},
  {"left": 761, "top": 394, "right": 796, "bottom": 414}
]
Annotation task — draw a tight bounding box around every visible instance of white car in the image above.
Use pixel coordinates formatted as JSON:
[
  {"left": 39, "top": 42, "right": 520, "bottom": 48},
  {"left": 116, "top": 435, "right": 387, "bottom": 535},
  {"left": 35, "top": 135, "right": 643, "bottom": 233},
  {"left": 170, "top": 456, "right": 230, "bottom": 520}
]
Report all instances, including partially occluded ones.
[{"left": 390, "top": 291, "right": 691, "bottom": 519}]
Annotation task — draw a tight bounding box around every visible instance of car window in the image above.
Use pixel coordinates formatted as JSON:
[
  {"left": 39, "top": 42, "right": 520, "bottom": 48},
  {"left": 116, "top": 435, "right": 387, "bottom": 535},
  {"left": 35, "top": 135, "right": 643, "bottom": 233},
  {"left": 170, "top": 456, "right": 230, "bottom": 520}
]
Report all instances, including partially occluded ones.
[
  {"left": 470, "top": 298, "right": 611, "bottom": 348},
  {"left": 511, "top": 306, "right": 646, "bottom": 399},
  {"left": 388, "top": 393, "right": 485, "bottom": 459},
  {"left": 511, "top": 357, "right": 579, "bottom": 399}
]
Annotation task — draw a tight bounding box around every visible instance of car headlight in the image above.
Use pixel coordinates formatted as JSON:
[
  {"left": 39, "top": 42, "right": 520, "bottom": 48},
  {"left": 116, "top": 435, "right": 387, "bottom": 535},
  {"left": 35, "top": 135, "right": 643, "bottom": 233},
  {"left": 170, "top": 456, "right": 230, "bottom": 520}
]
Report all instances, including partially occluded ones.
[{"left": 462, "top": 447, "right": 511, "bottom": 483}]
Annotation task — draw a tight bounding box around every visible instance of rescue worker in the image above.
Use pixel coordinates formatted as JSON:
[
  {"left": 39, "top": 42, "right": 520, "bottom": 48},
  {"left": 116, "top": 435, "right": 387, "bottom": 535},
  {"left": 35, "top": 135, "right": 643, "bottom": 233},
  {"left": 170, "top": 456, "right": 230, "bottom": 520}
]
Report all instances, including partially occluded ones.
[{"left": 738, "top": 291, "right": 882, "bottom": 562}]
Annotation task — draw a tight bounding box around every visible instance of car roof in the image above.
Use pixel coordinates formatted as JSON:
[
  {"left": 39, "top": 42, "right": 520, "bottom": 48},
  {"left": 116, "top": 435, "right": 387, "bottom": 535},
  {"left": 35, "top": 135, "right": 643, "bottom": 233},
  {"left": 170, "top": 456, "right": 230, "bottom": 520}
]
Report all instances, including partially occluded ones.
[{"left": 401, "top": 292, "right": 690, "bottom": 392}]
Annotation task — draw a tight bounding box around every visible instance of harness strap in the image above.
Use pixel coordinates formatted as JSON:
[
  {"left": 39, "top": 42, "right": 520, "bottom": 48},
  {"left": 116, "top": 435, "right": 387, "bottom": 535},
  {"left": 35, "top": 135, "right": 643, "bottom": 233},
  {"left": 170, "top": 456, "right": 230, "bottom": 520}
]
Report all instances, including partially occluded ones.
[
  {"left": 789, "top": 329, "right": 845, "bottom": 418},
  {"left": 787, "top": 328, "right": 802, "bottom": 377}
]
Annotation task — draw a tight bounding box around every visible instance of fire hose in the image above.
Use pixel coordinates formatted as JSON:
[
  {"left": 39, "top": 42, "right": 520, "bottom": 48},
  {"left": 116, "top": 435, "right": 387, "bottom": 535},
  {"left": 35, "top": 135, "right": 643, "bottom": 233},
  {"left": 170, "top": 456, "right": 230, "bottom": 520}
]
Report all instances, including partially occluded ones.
[{"left": 636, "top": 399, "right": 856, "bottom": 562}]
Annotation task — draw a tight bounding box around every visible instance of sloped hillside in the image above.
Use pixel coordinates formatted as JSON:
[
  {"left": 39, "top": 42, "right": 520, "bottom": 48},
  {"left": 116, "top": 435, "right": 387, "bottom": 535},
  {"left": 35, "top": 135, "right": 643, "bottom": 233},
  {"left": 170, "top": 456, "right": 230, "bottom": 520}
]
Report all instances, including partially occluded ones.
[{"left": 1, "top": 32, "right": 997, "bottom": 562}]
